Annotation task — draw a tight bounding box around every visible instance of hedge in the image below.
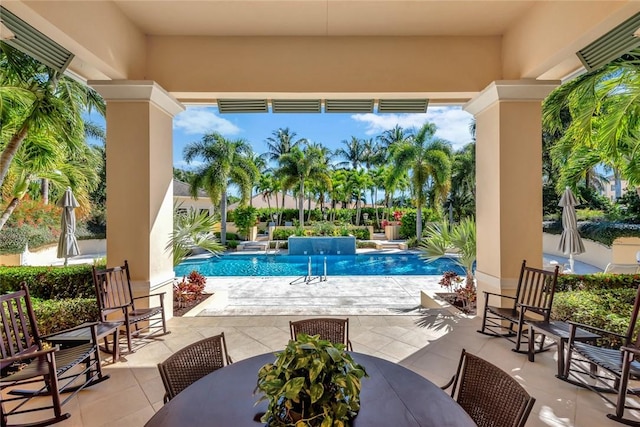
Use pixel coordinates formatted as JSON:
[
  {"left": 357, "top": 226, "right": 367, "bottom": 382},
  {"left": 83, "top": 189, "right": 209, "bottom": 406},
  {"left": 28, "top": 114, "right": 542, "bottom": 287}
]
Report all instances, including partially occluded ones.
[
  {"left": 32, "top": 297, "right": 99, "bottom": 335},
  {"left": 556, "top": 273, "right": 640, "bottom": 292},
  {"left": 0, "top": 265, "right": 96, "bottom": 299},
  {"left": 543, "top": 220, "right": 640, "bottom": 246}
]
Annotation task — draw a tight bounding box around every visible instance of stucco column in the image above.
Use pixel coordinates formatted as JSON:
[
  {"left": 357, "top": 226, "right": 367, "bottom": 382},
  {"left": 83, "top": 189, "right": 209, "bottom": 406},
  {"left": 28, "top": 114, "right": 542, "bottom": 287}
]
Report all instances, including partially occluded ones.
[
  {"left": 464, "top": 80, "right": 559, "bottom": 310},
  {"left": 88, "top": 80, "right": 184, "bottom": 318}
]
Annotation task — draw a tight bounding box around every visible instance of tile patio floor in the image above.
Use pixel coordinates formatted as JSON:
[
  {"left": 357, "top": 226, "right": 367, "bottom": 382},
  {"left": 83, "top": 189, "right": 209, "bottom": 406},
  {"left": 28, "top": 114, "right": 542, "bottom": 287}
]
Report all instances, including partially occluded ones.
[{"left": 12, "top": 310, "right": 640, "bottom": 427}]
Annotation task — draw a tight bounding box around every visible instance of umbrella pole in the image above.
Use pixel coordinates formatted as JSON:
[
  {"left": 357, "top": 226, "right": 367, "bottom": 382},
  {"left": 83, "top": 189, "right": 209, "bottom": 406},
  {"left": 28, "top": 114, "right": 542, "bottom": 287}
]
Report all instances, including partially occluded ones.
[{"left": 569, "top": 254, "right": 575, "bottom": 273}]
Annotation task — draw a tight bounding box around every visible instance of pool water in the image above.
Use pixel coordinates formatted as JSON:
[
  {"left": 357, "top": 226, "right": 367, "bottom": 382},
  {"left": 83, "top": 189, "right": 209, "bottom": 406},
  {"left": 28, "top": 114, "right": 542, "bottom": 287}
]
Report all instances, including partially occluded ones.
[{"left": 174, "top": 253, "right": 466, "bottom": 277}]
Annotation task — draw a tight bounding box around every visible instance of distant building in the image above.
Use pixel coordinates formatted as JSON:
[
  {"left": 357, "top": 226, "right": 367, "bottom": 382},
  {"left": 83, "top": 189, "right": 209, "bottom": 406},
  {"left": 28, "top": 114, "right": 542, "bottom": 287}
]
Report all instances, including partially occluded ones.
[
  {"left": 173, "top": 180, "right": 214, "bottom": 215},
  {"left": 600, "top": 175, "right": 629, "bottom": 201}
]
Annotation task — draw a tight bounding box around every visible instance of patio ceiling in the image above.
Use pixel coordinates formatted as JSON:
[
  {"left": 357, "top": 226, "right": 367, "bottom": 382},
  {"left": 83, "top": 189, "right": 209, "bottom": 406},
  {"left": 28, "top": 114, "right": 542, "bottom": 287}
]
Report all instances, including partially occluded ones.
[
  {"left": 5, "top": 1, "right": 640, "bottom": 106},
  {"left": 112, "top": 0, "right": 535, "bottom": 37}
]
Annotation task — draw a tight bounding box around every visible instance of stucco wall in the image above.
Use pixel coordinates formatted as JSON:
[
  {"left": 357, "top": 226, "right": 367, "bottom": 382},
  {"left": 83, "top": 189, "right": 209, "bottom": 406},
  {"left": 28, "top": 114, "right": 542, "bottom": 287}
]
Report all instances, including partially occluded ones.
[{"left": 0, "top": 239, "right": 106, "bottom": 266}]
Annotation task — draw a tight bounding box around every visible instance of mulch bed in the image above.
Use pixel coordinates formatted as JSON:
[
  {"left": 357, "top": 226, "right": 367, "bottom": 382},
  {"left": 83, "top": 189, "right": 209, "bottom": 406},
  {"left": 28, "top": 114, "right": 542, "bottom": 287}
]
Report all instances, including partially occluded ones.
[
  {"left": 435, "top": 292, "right": 476, "bottom": 315},
  {"left": 173, "top": 293, "right": 214, "bottom": 317}
]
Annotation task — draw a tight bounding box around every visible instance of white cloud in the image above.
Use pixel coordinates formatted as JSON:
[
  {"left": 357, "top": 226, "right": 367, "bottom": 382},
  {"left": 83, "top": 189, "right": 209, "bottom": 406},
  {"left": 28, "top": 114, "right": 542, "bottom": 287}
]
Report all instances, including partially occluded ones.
[
  {"left": 174, "top": 107, "right": 241, "bottom": 135},
  {"left": 351, "top": 106, "right": 474, "bottom": 149}
]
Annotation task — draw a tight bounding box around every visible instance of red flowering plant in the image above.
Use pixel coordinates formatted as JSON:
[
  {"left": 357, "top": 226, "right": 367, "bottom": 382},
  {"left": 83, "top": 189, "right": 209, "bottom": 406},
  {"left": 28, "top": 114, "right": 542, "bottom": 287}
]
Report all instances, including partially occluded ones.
[
  {"left": 174, "top": 271, "right": 207, "bottom": 308},
  {"left": 392, "top": 210, "right": 403, "bottom": 222}
]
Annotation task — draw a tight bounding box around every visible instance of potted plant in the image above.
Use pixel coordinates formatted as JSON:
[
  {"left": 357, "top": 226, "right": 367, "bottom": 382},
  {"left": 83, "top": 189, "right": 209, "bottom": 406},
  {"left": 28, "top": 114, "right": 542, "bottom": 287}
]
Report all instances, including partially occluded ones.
[{"left": 255, "top": 334, "right": 368, "bottom": 427}]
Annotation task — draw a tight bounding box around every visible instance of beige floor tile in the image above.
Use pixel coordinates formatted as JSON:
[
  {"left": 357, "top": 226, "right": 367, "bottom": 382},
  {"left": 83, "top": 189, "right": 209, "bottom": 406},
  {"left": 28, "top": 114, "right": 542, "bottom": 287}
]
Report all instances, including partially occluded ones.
[{"left": 79, "top": 383, "right": 150, "bottom": 427}]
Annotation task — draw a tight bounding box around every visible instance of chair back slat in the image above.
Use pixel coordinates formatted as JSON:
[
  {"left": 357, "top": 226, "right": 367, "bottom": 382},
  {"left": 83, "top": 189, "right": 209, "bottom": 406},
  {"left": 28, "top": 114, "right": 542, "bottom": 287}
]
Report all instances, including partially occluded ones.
[
  {"left": 626, "top": 285, "right": 640, "bottom": 348},
  {"left": 158, "top": 333, "right": 231, "bottom": 402},
  {"left": 515, "top": 263, "right": 558, "bottom": 319},
  {"left": 0, "top": 285, "right": 40, "bottom": 369},
  {"left": 290, "top": 318, "right": 349, "bottom": 347},
  {"left": 452, "top": 349, "right": 535, "bottom": 427},
  {"left": 93, "top": 261, "right": 135, "bottom": 318}
]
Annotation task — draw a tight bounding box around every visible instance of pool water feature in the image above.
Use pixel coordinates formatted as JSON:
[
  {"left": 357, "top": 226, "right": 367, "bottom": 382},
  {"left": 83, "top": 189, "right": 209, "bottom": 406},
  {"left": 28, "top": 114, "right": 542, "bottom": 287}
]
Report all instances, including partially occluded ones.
[
  {"left": 288, "top": 236, "right": 356, "bottom": 255},
  {"left": 174, "top": 253, "right": 466, "bottom": 277}
]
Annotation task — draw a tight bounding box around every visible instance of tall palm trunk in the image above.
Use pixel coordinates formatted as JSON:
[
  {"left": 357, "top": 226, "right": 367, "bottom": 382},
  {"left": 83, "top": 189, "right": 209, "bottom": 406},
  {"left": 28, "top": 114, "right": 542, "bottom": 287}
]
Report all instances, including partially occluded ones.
[
  {"left": 0, "top": 124, "right": 28, "bottom": 189},
  {"left": 298, "top": 180, "right": 305, "bottom": 226},
  {"left": 0, "top": 197, "right": 21, "bottom": 230},
  {"left": 220, "top": 188, "right": 228, "bottom": 245},
  {"left": 416, "top": 206, "right": 423, "bottom": 242},
  {"left": 41, "top": 179, "right": 49, "bottom": 204}
]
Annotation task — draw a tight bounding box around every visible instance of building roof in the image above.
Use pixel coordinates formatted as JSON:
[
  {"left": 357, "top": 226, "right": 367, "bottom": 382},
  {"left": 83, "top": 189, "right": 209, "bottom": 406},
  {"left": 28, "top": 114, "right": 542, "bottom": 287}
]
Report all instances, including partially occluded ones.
[{"left": 173, "top": 180, "right": 208, "bottom": 198}]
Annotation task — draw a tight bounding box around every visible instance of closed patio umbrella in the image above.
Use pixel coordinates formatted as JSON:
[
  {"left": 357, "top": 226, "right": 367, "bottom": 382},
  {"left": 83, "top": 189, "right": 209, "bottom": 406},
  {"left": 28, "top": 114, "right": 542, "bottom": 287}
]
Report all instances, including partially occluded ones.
[
  {"left": 57, "top": 187, "right": 80, "bottom": 266},
  {"left": 557, "top": 187, "right": 585, "bottom": 273}
]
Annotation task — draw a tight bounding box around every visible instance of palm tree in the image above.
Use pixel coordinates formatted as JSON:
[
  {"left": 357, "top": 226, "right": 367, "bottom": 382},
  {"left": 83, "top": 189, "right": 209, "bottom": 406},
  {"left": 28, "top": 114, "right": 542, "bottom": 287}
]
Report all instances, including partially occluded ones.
[
  {"left": 449, "top": 143, "right": 476, "bottom": 221},
  {"left": 335, "top": 137, "right": 365, "bottom": 169},
  {"left": 183, "top": 132, "right": 259, "bottom": 244},
  {"left": 263, "top": 128, "right": 307, "bottom": 210},
  {"left": 346, "top": 169, "right": 371, "bottom": 225},
  {"left": 278, "top": 145, "right": 332, "bottom": 226},
  {"left": 389, "top": 123, "right": 452, "bottom": 239},
  {"left": 543, "top": 54, "right": 640, "bottom": 193},
  {"left": 0, "top": 43, "right": 105, "bottom": 192},
  {"left": 377, "top": 125, "right": 409, "bottom": 150}
]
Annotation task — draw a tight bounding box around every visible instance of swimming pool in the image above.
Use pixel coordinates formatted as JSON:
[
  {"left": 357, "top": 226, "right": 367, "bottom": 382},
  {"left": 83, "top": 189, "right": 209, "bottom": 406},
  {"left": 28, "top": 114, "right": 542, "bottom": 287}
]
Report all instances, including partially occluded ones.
[{"left": 174, "top": 253, "right": 466, "bottom": 277}]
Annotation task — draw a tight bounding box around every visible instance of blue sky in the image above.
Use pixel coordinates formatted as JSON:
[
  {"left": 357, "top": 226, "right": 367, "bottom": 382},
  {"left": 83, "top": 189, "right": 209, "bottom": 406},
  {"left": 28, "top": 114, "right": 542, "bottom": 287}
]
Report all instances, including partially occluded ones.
[
  {"left": 172, "top": 105, "right": 474, "bottom": 169},
  {"left": 88, "top": 105, "right": 474, "bottom": 168}
]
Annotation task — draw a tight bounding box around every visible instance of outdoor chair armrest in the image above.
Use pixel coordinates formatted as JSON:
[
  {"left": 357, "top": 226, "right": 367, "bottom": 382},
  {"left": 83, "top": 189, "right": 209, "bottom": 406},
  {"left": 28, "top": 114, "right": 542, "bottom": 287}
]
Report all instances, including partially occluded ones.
[
  {"left": 132, "top": 292, "right": 166, "bottom": 301},
  {"left": 621, "top": 346, "right": 640, "bottom": 357},
  {"left": 518, "top": 303, "right": 552, "bottom": 311},
  {"left": 482, "top": 291, "right": 516, "bottom": 301},
  {"left": 567, "top": 321, "right": 625, "bottom": 339},
  {"left": 41, "top": 322, "right": 100, "bottom": 340},
  {"left": 1, "top": 347, "right": 56, "bottom": 366}
]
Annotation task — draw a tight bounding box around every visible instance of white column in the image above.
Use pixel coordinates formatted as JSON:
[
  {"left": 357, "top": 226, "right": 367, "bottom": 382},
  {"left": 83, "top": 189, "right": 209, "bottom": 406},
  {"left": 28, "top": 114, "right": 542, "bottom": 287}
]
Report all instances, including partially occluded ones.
[
  {"left": 464, "top": 80, "right": 559, "bottom": 308},
  {"left": 89, "top": 80, "right": 184, "bottom": 318}
]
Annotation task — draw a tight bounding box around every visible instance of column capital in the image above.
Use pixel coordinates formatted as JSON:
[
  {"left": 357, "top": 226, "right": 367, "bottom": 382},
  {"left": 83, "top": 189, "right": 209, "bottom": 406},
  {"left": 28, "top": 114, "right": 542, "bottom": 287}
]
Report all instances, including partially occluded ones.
[
  {"left": 88, "top": 80, "right": 184, "bottom": 117},
  {"left": 463, "top": 79, "right": 560, "bottom": 116}
]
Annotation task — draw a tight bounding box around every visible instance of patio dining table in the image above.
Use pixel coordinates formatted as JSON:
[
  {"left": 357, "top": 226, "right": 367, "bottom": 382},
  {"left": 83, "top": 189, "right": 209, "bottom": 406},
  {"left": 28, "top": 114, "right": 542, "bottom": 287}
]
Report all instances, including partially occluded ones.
[{"left": 145, "top": 351, "right": 476, "bottom": 427}]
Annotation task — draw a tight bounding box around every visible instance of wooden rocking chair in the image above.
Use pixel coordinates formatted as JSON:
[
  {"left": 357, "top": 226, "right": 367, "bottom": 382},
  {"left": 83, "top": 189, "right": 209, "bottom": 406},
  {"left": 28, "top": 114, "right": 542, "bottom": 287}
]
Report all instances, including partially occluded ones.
[
  {"left": 564, "top": 284, "right": 640, "bottom": 426},
  {"left": 478, "top": 260, "right": 559, "bottom": 353},
  {"left": 0, "top": 283, "right": 109, "bottom": 427},
  {"left": 92, "top": 260, "right": 169, "bottom": 353}
]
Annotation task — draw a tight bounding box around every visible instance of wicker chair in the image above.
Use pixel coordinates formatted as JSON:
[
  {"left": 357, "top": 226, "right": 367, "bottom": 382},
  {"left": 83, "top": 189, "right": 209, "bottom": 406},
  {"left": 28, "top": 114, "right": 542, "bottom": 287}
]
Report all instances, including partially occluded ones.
[
  {"left": 0, "top": 283, "right": 109, "bottom": 427},
  {"left": 157, "top": 333, "right": 232, "bottom": 403},
  {"left": 443, "top": 349, "right": 535, "bottom": 427},
  {"left": 92, "top": 260, "right": 169, "bottom": 353},
  {"left": 289, "top": 318, "right": 353, "bottom": 351},
  {"left": 478, "top": 260, "right": 559, "bottom": 353},
  {"left": 563, "top": 284, "right": 640, "bottom": 425}
]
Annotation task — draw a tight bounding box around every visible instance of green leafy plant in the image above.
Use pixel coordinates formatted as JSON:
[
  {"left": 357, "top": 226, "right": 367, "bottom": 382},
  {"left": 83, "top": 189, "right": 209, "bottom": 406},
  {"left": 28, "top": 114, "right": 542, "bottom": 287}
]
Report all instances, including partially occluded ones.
[
  {"left": 232, "top": 206, "right": 259, "bottom": 239},
  {"left": 420, "top": 217, "right": 476, "bottom": 287},
  {"left": 167, "top": 204, "right": 224, "bottom": 266},
  {"left": 255, "top": 333, "right": 368, "bottom": 427}
]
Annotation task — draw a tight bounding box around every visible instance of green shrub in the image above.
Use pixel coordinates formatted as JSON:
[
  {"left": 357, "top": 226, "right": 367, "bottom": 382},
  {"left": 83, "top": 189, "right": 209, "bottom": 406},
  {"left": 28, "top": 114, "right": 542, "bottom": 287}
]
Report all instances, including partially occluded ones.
[
  {"left": 31, "top": 297, "right": 99, "bottom": 335},
  {"left": 552, "top": 288, "right": 637, "bottom": 347},
  {"left": 579, "top": 221, "right": 640, "bottom": 246},
  {"left": 0, "top": 265, "right": 95, "bottom": 299},
  {"left": 543, "top": 221, "right": 640, "bottom": 246},
  {"left": 556, "top": 273, "right": 640, "bottom": 292},
  {"left": 272, "top": 228, "right": 297, "bottom": 240},
  {"left": 356, "top": 241, "right": 377, "bottom": 249},
  {"left": 350, "top": 227, "right": 370, "bottom": 240},
  {"left": 226, "top": 240, "right": 239, "bottom": 249},
  {"left": 0, "top": 227, "right": 28, "bottom": 254}
]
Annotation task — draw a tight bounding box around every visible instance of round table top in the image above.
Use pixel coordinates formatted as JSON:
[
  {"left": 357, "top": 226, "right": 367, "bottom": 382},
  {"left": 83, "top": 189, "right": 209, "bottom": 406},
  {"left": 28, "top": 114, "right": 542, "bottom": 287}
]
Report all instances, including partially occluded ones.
[{"left": 145, "top": 352, "right": 476, "bottom": 427}]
